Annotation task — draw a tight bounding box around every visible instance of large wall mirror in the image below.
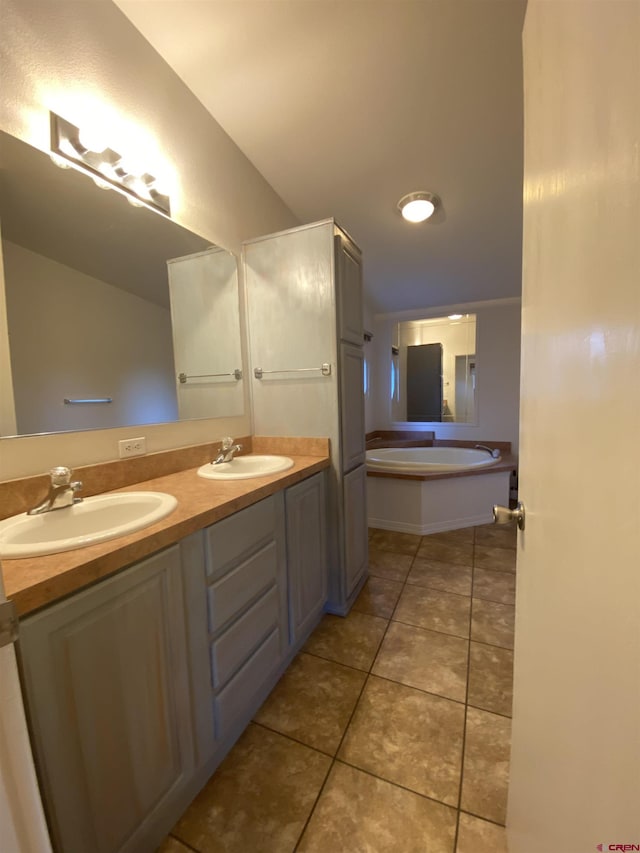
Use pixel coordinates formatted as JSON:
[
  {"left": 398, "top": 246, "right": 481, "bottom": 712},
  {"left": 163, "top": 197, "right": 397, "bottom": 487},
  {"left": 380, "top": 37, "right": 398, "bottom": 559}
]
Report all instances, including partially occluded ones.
[
  {"left": 0, "top": 130, "right": 243, "bottom": 437},
  {"left": 391, "top": 314, "right": 477, "bottom": 424}
]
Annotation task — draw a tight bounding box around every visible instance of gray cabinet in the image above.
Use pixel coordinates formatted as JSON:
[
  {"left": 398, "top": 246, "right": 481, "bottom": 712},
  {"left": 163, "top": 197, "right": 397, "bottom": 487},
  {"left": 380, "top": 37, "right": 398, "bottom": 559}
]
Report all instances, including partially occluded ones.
[
  {"left": 204, "top": 493, "right": 288, "bottom": 746},
  {"left": 343, "top": 465, "right": 368, "bottom": 597},
  {"left": 339, "top": 342, "right": 366, "bottom": 472},
  {"left": 18, "top": 545, "right": 198, "bottom": 853},
  {"left": 244, "top": 219, "right": 368, "bottom": 614},
  {"left": 285, "top": 472, "right": 327, "bottom": 645}
]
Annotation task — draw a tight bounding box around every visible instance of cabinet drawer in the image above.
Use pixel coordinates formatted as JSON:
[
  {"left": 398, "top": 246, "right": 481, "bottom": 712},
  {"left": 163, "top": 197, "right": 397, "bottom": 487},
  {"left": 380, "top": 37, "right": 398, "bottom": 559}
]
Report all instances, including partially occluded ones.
[
  {"left": 205, "top": 496, "right": 278, "bottom": 579},
  {"left": 207, "top": 541, "right": 277, "bottom": 631},
  {"left": 210, "top": 586, "right": 279, "bottom": 688},
  {"left": 214, "top": 628, "right": 281, "bottom": 739}
]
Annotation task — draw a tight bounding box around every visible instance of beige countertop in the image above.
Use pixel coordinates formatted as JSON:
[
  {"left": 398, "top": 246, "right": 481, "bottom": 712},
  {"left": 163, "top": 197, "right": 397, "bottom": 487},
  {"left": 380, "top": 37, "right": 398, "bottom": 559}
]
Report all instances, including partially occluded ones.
[{"left": 2, "top": 453, "right": 329, "bottom": 618}]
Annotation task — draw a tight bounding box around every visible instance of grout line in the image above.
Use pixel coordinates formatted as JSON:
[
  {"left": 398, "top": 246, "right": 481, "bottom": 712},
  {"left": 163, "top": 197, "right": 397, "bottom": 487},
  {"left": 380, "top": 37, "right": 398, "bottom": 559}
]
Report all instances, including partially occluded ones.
[
  {"left": 293, "top": 572, "right": 402, "bottom": 850},
  {"left": 300, "top": 648, "right": 375, "bottom": 675},
  {"left": 390, "top": 615, "right": 470, "bottom": 643},
  {"left": 368, "top": 671, "right": 467, "bottom": 708},
  {"left": 251, "top": 720, "right": 337, "bottom": 759},
  {"left": 332, "top": 757, "right": 459, "bottom": 813},
  {"left": 453, "top": 525, "right": 478, "bottom": 853},
  {"left": 458, "top": 807, "right": 507, "bottom": 828},
  {"left": 168, "top": 832, "right": 201, "bottom": 853}
]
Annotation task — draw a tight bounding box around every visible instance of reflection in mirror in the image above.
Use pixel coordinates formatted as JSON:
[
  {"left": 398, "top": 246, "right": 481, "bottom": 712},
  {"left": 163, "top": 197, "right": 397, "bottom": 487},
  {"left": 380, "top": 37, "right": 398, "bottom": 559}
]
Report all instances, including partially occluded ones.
[
  {"left": 0, "top": 130, "right": 243, "bottom": 437},
  {"left": 391, "top": 314, "right": 477, "bottom": 424}
]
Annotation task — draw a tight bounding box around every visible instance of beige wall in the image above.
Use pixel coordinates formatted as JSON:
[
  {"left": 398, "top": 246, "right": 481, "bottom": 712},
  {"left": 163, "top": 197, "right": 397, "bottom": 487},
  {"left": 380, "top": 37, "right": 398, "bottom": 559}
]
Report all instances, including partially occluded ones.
[
  {"left": 371, "top": 299, "right": 521, "bottom": 452},
  {"left": 0, "top": 0, "right": 298, "bottom": 479}
]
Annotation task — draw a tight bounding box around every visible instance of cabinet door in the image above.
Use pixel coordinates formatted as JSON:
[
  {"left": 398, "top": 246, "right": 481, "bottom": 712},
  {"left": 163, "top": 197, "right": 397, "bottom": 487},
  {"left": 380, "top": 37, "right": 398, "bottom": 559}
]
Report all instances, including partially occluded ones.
[
  {"left": 335, "top": 234, "right": 363, "bottom": 345},
  {"left": 244, "top": 223, "right": 338, "bottom": 439},
  {"left": 343, "top": 465, "right": 368, "bottom": 597},
  {"left": 339, "top": 342, "right": 366, "bottom": 472},
  {"left": 285, "top": 472, "right": 328, "bottom": 644},
  {"left": 18, "top": 547, "right": 194, "bottom": 853}
]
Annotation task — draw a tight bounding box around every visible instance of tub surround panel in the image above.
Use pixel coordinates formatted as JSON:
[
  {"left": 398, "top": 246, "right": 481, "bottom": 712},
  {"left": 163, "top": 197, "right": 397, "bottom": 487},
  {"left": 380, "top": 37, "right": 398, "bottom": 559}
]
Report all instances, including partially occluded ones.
[
  {"left": 367, "top": 471, "right": 511, "bottom": 535},
  {"left": 1, "top": 441, "right": 329, "bottom": 616}
]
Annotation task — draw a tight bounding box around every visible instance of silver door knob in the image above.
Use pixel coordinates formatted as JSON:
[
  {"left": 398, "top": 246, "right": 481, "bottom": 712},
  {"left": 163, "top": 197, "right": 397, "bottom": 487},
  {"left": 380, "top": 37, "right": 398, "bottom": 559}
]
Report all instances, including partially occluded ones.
[{"left": 493, "top": 501, "right": 525, "bottom": 531}]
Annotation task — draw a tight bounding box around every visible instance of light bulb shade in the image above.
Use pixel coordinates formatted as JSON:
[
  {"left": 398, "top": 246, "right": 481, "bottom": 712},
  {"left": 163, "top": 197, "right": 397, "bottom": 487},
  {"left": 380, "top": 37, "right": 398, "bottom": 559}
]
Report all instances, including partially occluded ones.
[
  {"left": 398, "top": 191, "right": 439, "bottom": 223},
  {"left": 78, "top": 126, "right": 108, "bottom": 154}
]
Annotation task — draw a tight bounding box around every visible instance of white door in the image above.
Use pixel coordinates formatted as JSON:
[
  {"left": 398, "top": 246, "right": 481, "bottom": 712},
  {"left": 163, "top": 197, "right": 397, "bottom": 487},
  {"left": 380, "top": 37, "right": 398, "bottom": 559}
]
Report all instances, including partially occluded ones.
[{"left": 507, "top": 3, "right": 640, "bottom": 852}]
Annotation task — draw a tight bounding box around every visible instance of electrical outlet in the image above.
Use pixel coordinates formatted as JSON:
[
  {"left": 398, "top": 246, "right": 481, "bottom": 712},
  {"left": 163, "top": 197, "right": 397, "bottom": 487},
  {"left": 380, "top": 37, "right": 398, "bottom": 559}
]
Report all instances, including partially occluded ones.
[{"left": 118, "top": 436, "right": 147, "bottom": 458}]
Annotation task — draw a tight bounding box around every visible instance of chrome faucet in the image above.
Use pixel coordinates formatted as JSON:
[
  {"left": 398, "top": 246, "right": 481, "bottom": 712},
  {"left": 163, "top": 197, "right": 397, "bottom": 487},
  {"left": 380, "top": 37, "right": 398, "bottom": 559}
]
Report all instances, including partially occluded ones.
[
  {"left": 474, "top": 444, "right": 501, "bottom": 459},
  {"left": 28, "top": 467, "right": 83, "bottom": 515},
  {"left": 213, "top": 437, "right": 243, "bottom": 465}
]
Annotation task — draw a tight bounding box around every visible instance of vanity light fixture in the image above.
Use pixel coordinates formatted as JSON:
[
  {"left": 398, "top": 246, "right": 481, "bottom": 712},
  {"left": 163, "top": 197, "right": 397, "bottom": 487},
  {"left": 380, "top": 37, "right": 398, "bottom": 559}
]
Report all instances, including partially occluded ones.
[
  {"left": 448, "top": 314, "right": 463, "bottom": 320},
  {"left": 49, "top": 112, "right": 171, "bottom": 216},
  {"left": 397, "top": 191, "right": 439, "bottom": 223}
]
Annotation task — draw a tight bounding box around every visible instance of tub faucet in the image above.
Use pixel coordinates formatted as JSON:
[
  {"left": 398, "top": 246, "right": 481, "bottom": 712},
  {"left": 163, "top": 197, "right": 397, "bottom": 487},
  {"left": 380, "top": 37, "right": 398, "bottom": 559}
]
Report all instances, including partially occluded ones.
[
  {"left": 27, "top": 467, "right": 83, "bottom": 515},
  {"left": 474, "top": 444, "right": 501, "bottom": 459},
  {"left": 213, "top": 437, "right": 243, "bottom": 465}
]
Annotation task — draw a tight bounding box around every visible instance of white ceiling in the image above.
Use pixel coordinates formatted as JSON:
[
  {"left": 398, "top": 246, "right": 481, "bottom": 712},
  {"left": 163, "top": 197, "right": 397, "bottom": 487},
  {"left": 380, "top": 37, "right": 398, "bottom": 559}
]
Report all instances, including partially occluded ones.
[{"left": 115, "top": 0, "right": 526, "bottom": 314}]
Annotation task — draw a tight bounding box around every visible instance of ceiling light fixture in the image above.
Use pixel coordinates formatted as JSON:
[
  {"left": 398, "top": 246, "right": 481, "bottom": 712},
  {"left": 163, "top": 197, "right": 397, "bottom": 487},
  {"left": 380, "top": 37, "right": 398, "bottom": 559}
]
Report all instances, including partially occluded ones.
[
  {"left": 49, "top": 112, "right": 171, "bottom": 216},
  {"left": 448, "top": 314, "right": 463, "bottom": 320},
  {"left": 397, "top": 191, "right": 439, "bottom": 223}
]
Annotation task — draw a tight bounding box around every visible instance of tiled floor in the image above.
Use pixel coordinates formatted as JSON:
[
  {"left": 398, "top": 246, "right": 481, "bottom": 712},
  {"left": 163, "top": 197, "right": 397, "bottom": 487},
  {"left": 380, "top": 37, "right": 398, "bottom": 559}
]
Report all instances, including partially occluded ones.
[{"left": 160, "top": 522, "right": 517, "bottom": 853}]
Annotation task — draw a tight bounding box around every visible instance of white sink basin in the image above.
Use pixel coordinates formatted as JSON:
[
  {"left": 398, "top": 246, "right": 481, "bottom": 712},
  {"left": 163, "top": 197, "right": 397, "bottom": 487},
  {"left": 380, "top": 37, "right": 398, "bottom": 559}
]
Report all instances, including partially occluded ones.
[
  {"left": 0, "top": 491, "right": 178, "bottom": 559},
  {"left": 197, "top": 455, "right": 294, "bottom": 481}
]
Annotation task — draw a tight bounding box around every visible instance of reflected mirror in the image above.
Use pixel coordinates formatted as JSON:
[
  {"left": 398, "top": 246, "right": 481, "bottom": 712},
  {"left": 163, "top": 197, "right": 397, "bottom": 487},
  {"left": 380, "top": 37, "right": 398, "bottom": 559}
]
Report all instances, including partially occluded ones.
[
  {"left": 391, "top": 314, "right": 477, "bottom": 424},
  {"left": 0, "top": 130, "right": 243, "bottom": 437}
]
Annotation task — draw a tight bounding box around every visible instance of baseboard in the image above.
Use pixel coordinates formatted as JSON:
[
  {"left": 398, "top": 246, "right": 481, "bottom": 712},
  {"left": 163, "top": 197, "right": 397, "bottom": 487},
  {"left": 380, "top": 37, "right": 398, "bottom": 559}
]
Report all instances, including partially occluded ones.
[{"left": 368, "top": 513, "right": 492, "bottom": 535}]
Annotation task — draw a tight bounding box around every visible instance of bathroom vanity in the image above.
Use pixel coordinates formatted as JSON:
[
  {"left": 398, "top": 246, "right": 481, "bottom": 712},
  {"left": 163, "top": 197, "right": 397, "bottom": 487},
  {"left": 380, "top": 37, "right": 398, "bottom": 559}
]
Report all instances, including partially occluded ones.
[{"left": 4, "top": 451, "right": 328, "bottom": 853}]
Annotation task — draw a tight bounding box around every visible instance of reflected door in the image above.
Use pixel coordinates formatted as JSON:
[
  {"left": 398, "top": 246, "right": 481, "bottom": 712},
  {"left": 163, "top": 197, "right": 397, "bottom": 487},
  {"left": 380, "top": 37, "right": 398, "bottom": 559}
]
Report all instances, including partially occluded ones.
[{"left": 406, "top": 343, "right": 442, "bottom": 421}]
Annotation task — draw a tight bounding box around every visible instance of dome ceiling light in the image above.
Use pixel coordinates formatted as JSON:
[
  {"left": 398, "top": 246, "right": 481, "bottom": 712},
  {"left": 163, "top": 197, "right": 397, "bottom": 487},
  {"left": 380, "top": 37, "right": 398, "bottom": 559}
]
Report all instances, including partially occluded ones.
[{"left": 397, "top": 191, "right": 440, "bottom": 223}]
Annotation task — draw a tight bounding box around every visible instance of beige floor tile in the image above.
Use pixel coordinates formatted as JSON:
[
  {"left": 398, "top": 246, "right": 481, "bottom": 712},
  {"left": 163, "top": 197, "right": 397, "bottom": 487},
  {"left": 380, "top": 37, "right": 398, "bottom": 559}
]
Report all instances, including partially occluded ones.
[
  {"left": 468, "top": 642, "right": 514, "bottom": 717},
  {"left": 338, "top": 676, "right": 464, "bottom": 805},
  {"left": 470, "top": 599, "right": 515, "bottom": 649},
  {"left": 156, "top": 837, "right": 192, "bottom": 853},
  {"left": 407, "top": 557, "right": 472, "bottom": 596},
  {"left": 460, "top": 708, "right": 511, "bottom": 824},
  {"left": 171, "top": 724, "right": 330, "bottom": 853},
  {"left": 298, "top": 762, "right": 457, "bottom": 853},
  {"left": 368, "top": 528, "right": 421, "bottom": 556},
  {"left": 352, "top": 575, "right": 404, "bottom": 619},
  {"left": 473, "top": 545, "right": 517, "bottom": 573},
  {"left": 373, "top": 621, "right": 468, "bottom": 702},
  {"left": 456, "top": 812, "right": 509, "bottom": 853},
  {"left": 473, "top": 567, "right": 516, "bottom": 605},
  {"left": 424, "top": 527, "right": 475, "bottom": 545},
  {"left": 254, "top": 652, "right": 366, "bottom": 754},
  {"left": 303, "top": 611, "right": 388, "bottom": 670},
  {"left": 394, "top": 585, "right": 471, "bottom": 639},
  {"left": 368, "top": 548, "right": 414, "bottom": 582},
  {"left": 417, "top": 538, "right": 474, "bottom": 567},
  {"left": 474, "top": 523, "right": 517, "bottom": 551}
]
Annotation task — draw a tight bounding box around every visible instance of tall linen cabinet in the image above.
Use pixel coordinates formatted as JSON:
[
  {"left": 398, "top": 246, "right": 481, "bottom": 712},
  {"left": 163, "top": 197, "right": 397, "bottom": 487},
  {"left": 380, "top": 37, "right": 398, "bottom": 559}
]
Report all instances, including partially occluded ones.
[{"left": 243, "top": 219, "right": 368, "bottom": 614}]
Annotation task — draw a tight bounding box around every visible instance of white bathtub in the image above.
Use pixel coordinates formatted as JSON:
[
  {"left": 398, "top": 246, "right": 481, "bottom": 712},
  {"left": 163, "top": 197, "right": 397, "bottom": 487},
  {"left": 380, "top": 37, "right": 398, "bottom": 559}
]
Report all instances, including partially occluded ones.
[
  {"left": 366, "top": 446, "right": 500, "bottom": 474},
  {"left": 366, "top": 446, "right": 510, "bottom": 535}
]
